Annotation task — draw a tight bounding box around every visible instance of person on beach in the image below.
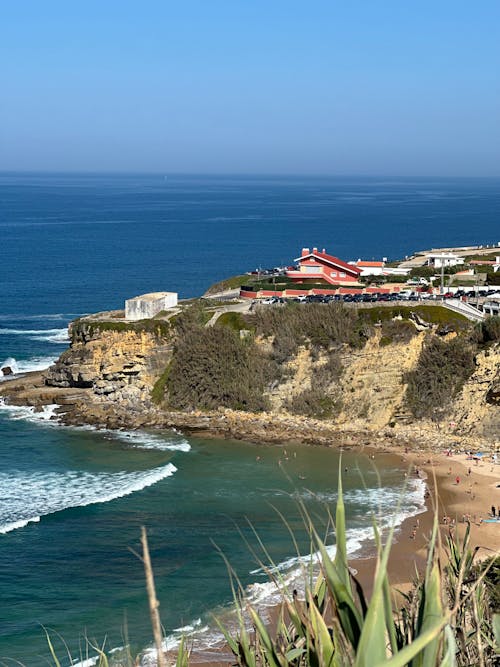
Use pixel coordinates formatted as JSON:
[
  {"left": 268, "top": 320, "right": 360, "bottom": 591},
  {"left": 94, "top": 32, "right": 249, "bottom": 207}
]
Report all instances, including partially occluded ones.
[
  {"left": 492, "top": 506, "right": 496, "bottom": 518},
  {"left": 455, "top": 475, "right": 460, "bottom": 485}
]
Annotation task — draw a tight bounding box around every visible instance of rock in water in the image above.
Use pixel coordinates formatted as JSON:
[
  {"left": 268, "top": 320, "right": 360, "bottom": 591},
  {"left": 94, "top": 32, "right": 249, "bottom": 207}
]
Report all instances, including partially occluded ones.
[{"left": 1, "top": 366, "right": 13, "bottom": 376}]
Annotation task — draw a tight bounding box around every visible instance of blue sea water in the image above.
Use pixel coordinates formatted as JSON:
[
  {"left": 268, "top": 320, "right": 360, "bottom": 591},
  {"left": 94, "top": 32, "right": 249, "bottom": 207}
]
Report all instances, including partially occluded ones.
[{"left": 0, "top": 173, "right": 498, "bottom": 664}]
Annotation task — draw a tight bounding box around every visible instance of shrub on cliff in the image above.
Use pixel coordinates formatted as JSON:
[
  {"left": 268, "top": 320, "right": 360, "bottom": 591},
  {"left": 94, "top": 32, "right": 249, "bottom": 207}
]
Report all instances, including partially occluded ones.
[
  {"left": 166, "top": 325, "right": 270, "bottom": 412},
  {"left": 477, "top": 316, "right": 500, "bottom": 344},
  {"left": 404, "top": 335, "right": 476, "bottom": 420},
  {"left": 246, "top": 303, "right": 366, "bottom": 363},
  {"left": 380, "top": 318, "right": 418, "bottom": 345}
]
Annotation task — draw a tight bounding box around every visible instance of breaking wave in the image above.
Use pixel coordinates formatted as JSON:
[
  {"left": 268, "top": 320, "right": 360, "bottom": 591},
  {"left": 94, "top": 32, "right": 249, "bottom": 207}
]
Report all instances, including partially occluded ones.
[
  {"left": 0, "top": 327, "right": 69, "bottom": 343},
  {"left": 0, "top": 463, "right": 177, "bottom": 535},
  {"left": 112, "top": 430, "right": 191, "bottom": 452},
  {"left": 0, "top": 356, "right": 58, "bottom": 379}
]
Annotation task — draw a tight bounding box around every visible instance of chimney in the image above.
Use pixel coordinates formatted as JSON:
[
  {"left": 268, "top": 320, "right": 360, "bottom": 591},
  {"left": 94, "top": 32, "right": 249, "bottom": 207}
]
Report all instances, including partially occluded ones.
[
  {"left": 313, "top": 247, "right": 318, "bottom": 254},
  {"left": 301, "top": 248, "right": 309, "bottom": 256},
  {"left": 322, "top": 248, "right": 326, "bottom": 254}
]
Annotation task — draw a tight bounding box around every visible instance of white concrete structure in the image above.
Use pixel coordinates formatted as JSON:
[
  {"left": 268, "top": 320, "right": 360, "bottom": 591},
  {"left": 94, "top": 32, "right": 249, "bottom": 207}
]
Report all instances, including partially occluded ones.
[
  {"left": 125, "top": 292, "right": 178, "bottom": 320},
  {"left": 443, "top": 299, "right": 485, "bottom": 322},
  {"left": 483, "top": 297, "right": 500, "bottom": 316},
  {"left": 426, "top": 253, "right": 465, "bottom": 269}
]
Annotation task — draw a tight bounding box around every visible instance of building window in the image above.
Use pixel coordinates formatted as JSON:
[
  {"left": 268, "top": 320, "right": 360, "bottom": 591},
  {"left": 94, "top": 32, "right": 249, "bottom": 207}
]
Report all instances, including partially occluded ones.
[
  {"left": 331, "top": 271, "right": 337, "bottom": 277},
  {"left": 340, "top": 272, "right": 346, "bottom": 278}
]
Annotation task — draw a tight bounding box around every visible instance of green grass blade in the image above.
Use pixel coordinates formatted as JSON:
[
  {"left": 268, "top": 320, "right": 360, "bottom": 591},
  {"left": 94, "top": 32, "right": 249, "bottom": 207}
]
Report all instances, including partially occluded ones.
[
  {"left": 334, "top": 458, "right": 351, "bottom": 594},
  {"left": 492, "top": 614, "right": 500, "bottom": 652},
  {"left": 316, "top": 538, "right": 363, "bottom": 648},
  {"left": 44, "top": 630, "right": 62, "bottom": 667},
  {"left": 307, "top": 591, "right": 336, "bottom": 667},
  {"left": 249, "top": 608, "right": 281, "bottom": 667},
  {"left": 439, "top": 625, "right": 457, "bottom": 667},
  {"left": 373, "top": 615, "right": 450, "bottom": 667}
]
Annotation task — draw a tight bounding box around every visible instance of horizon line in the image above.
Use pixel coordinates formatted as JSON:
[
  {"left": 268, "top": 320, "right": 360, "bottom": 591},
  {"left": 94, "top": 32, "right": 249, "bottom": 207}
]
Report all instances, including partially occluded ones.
[{"left": 0, "top": 169, "right": 499, "bottom": 180}]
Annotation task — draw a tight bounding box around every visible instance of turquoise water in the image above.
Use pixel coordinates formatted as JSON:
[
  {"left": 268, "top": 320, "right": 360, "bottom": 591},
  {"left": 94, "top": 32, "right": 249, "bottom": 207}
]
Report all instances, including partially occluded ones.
[
  {"left": 1, "top": 173, "right": 496, "bottom": 664},
  {"left": 0, "top": 407, "right": 424, "bottom": 664}
]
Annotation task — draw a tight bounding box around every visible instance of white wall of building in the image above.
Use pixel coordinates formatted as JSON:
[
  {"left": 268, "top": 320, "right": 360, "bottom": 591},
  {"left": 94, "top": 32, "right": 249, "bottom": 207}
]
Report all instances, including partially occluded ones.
[{"left": 125, "top": 292, "right": 178, "bottom": 320}]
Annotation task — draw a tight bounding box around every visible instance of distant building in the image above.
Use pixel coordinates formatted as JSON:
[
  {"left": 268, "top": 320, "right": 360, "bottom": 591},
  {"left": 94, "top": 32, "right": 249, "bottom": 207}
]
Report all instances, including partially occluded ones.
[
  {"left": 471, "top": 256, "right": 500, "bottom": 273},
  {"left": 125, "top": 292, "right": 178, "bottom": 320},
  {"left": 286, "top": 247, "right": 362, "bottom": 285},
  {"left": 426, "top": 252, "right": 465, "bottom": 269},
  {"left": 351, "top": 259, "right": 385, "bottom": 276}
]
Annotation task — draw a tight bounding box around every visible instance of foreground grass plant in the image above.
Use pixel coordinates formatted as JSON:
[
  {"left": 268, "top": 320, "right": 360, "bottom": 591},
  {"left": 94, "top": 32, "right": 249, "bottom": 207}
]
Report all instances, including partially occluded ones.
[{"left": 216, "top": 465, "right": 499, "bottom": 667}]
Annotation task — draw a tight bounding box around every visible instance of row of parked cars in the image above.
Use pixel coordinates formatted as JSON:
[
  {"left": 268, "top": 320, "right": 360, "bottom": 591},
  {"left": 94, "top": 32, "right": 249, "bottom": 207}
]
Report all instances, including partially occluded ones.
[
  {"left": 258, "top": 292, "right": 424, "bottom": 306},
  {"left": 256, "top": 288, "right": 499, "bottom": 306}
]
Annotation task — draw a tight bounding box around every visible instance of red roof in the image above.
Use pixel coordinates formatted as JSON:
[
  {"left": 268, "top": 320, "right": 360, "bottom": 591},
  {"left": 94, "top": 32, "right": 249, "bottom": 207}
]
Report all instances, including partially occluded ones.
[
  {"left": 357, "top": 261, "right": 384, "bottom": 267},
  {"left": 296, "top": 250, "right": 361, "bottom": 275}
]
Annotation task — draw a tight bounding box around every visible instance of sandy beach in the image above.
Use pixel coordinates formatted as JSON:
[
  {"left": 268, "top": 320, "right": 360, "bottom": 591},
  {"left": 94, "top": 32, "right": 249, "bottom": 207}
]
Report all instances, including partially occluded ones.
[{"left": 185, "top": 443, "right": 500, "bottom": 666}]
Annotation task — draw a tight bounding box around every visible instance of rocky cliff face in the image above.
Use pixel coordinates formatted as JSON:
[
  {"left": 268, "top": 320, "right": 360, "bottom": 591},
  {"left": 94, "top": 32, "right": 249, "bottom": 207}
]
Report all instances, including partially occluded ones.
[
  {"left": 45, "top": 320, "right": 172, "bottom": 411},
  {"left": 39, "top": 317, "right": 499, "bottom": 442}
]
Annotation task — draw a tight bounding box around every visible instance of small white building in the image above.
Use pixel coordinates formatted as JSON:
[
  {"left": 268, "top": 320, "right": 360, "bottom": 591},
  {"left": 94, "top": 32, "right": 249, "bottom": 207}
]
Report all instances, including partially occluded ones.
[
  {"left": 125, "top": 292, "right": 178, "bottom": 321},
  {"left": 351, "top": 260, "right": 385, "bottom": 276},
  {"left": 426, "top": 252, "right": 465, "bottom": 269}
]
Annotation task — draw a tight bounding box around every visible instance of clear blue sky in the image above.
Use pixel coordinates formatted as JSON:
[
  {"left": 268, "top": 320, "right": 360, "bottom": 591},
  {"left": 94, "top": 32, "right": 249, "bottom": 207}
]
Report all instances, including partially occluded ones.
[{"left": 1, "top": 1, "right": 499, "bottom": 176}]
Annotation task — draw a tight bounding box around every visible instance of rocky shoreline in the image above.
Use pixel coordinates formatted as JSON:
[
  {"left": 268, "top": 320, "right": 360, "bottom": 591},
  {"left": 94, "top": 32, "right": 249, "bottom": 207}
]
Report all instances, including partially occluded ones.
[{"left": 1, "top": 369, "right": 493, "bottom": 457}]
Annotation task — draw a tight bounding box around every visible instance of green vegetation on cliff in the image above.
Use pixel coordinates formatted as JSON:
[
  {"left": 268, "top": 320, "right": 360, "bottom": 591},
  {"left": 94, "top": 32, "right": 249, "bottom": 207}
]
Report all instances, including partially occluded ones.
[
  {"left": 166, "top": 324, "right": 271, "bottom": 411},
  {"left": 147, "top": 301, "right": 498, "bottom": 423},
  {"left": 405, "top": 336, "right": 477, "bottom": 420},
  {"left": 71, "top": 317, "right": 171, "bottom": 342}
]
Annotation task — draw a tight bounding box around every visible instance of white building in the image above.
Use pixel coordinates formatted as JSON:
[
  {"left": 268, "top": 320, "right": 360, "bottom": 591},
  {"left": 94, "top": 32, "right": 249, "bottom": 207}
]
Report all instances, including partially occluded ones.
[
  {"left": 426, "top": 253, "right": 465, "bottom": 269},
  {"left": 125, "top": 292, "right": 178, "bottom": 321},
  {"left": 351, "top": 260, "right": 385, "bottom": 276}
]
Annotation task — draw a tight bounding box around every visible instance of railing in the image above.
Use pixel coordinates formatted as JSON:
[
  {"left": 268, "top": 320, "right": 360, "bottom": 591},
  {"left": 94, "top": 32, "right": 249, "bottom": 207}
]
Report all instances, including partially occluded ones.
[{"left": 442, "top": 298, "right": 485, "bottom": 322}]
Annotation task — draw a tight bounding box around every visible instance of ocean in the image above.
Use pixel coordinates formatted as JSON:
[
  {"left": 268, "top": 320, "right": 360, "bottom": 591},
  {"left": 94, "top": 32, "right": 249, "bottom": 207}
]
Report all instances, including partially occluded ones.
[{"left": 0, "top": 173, "right": 498, "bottom": 664}]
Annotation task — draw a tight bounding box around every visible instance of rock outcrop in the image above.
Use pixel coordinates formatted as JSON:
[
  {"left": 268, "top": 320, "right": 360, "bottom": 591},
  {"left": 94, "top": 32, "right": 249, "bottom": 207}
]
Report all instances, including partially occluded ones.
[{"left": 44, "top": 319, "right": 172, "bottom": 417}]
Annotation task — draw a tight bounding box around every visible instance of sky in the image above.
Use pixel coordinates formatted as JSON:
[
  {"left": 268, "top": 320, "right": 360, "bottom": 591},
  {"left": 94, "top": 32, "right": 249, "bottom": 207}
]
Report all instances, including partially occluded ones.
[{"left": 1, "top": 1, "right": 499, "bottom": 176}]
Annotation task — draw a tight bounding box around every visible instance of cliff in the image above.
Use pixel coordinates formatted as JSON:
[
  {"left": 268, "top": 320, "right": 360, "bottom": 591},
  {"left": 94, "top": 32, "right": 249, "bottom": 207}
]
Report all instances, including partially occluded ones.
[{"left": 2, "top": 306, "right": 499, "bottom": 447}]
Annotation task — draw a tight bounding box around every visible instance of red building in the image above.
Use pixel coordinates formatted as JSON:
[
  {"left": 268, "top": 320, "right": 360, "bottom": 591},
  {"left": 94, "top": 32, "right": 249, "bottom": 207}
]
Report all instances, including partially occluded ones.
[{"left": 286, "top": 247, "right": 362, "bottom": 285}]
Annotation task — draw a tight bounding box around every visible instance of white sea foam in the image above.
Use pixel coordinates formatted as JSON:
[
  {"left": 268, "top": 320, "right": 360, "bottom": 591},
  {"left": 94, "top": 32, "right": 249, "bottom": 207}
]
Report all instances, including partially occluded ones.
[
  {"left": 0, "top": 399, "right": 192, "bottom": 458},
  {"left": 0, "top": 462, "right": 177, "bottom": 535},
  {"left": 0, "top": 313, "right": 79, "bottom": 321},
  {"left": 151, "top": 477, "right": 428, "bottom": 661},
  {"left": 32, "top": 329, "right": 70, "bottom": 343},
  {"left": 70, "top": 657, "right": 98, "bottom": 667},
  {"left": 0, "top": 327, "right": 68, "bottom": 336},
  {"left": 0, "top": 355, "right": 57, "bottom": 378},
  {"left": 0, "top": 399, "right": 60, "bottom": 423},
  {"left": 0, "top": 325, "right": 69, "bottom": 344},
  {"left": 112, "top": 429, "right": 191, "bottom": 452}
]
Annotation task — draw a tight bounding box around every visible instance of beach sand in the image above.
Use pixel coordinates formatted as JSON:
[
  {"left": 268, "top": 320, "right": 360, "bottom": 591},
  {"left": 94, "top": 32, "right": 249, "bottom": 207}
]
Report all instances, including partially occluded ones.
[{"left": 184, "top": 444, "right": 500, "bottom": 666}]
